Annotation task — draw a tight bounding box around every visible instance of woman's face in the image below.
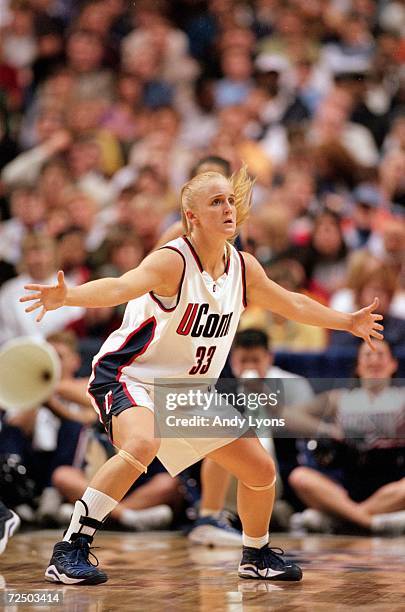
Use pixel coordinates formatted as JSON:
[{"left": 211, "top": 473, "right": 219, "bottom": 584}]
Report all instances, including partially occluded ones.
[
  {"left": 188, "top": 177, "right": 236, "bottom": 238},
  {"left": 357, "top": 341, "right": 397, "bottom": 380},
  {"left": 313, "top": 216, "right": 342, "bottom": 256}
]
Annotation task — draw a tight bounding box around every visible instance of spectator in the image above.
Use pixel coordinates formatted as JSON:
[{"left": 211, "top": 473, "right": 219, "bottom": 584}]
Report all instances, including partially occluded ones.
[
  {"left": 213, "top": 48, "right": 254, "bottom": 108},
  {"left": 1, "top": 112, "right": 70, "bottom": 189},
  {"left": 230, "top": 327, "right": 314, "bottom": 510},
  {"left": 343, "top": 183, "right": 382, "bottom": 250},
  {"left": 0, "top": 187, "right": 46, "bottom": 265},
  {"left": 0, "top": 232, "right": 83, "bottom": 344},
  {"left": 330, "top": 262, "right": 405, "bottom": 350},
  {"left": 288, "top": 340, "right": 405, "bottom": 535}
]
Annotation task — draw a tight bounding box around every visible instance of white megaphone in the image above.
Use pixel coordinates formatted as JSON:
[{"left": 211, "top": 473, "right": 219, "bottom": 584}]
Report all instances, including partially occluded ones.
[{"left": 0, "top": 337, "right": 61, "bottom": 412}]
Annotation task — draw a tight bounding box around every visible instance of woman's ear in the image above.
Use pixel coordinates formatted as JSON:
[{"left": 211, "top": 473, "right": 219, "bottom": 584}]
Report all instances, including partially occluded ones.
[{"left": 186, "top": 209, "right": 198, "bottom": 227}]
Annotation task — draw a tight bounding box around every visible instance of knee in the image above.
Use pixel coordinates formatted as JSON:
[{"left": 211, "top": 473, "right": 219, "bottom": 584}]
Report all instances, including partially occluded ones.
[
  {"left": 120, "top": 435, "right": 160, "bottom": 465},
  {"left": 52, "top": 466, "right": 77, "bottom": 490},
  {"left": 152, "top": 473, "right": 177, "bottom": 498},
  {"left": 246, "top": 455, "right": 276, "bottom": 488},
  {"left": 288, "top": 466, "right": 314, "bottom": 492}
]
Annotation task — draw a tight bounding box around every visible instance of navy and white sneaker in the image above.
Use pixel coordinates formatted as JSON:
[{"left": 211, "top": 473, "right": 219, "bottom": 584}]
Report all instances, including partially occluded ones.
[
  {"left": 0, "top": 504, "right": 20, "bottom": 555},
  {"left": 238, "top": 544, "right": 303, "bottom": 581},
  {"left": 45, "top": 534, "right": 108, "bottom": 585},
  {"left": 188, "top": 511, "right": 242, "bottom": 547}
]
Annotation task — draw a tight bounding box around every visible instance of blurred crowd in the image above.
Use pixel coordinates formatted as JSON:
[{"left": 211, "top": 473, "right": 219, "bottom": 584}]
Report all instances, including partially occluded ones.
[
  {"left": 0, "top": 0, "right": 404, "bottom": 537},
  {"left": 0, "top": 0, "right": 404, "bottom": 353}
]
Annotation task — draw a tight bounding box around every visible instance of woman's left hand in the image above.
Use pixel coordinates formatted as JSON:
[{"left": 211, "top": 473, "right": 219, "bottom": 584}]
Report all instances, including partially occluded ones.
[{"left": 350, "top": 297, "right": 384, "bottom": 349}]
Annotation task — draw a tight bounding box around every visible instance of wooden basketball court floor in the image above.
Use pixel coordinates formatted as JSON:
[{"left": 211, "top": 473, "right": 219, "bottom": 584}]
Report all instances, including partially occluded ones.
[{"left": 1, "top": 531, "right": 404, "bottom": 611}]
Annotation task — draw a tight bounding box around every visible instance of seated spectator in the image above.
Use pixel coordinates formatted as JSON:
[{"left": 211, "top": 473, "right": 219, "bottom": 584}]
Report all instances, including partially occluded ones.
[
  {"left": 122, "top": 0, "right": 198, "bottom": 91},
  {"left": 52, "top": 455, "right": 177, "bottom": 532},
  {"left": 1, "top": 111, "right": 70, "bottom": 189},
  {"left": 288, "top": 340, "right": 405, "bottom": 535},
  {"left": 0, "top": 232, "right": 83, "bottom": 345},
  {"left": 127, "top": 193, "right": 167, "bottom": 255},
  {"left": 67, "top": 136, "right": 116, "bottom": 208},
  {"left": 210, "top": 105, "right": 272, "bottom": 187},
  {"left": 230, "top": 328, "right": 314, "bottom": 516},
  {"left": 56, "top": 227, "right": 92, "bottom": 286},
  {"left": 0, "top": 186, "right": 46, "bottom": 265},
  {"left": 96, "top": 228, "right": 143, "bottom": 279},
  {"left": 66, "top": 97, "right": 123, "bottom": 177},
  {"left": 65, "top": 29, "right": 114, "bottom": 102},
  {"left": 62, "top": 190, "right": 110, "bottom": 253},
  {"left": 1, "top": 1, "right": 37, "bottom": 71},
  {"left": 330, "top": 263, "right": 405, "bottom": 350},
  {"left": 37, "top": 158, "right": 72, "bottom": 212},
  {"left": 343, "top": 184, "right": 382, "bottom": 250},
  {"left": 378, "top": 150, "right": 405, "bottom": 211},
  {"left": 278, "top": 209, "right": 348, "bottom": 298},
  {"left": 330, "top": 249, "right": 381, "bottom": 313},
  {"left": 213, "top": 48, "right": 254, "bottom": 108},
  {"left": 46, "top": 331, "right": 97, "bottom": 427},
  {"left": 309, "top": 89, "right": 379, "bottom": 168}
]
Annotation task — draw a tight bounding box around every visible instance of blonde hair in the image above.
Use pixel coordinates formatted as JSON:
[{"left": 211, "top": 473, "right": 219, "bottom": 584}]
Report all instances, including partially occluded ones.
[{"left": 180, "top": 165, "right": 254, "bottom": 238}]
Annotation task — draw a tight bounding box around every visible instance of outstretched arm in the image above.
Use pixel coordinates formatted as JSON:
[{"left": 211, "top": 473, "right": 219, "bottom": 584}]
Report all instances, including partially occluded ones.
[
  {"left": 20, "top": 249, "right": 184, "bottom": 322},
  {"left": 243, "top": 253, "right": 383, "bottom": 349}
]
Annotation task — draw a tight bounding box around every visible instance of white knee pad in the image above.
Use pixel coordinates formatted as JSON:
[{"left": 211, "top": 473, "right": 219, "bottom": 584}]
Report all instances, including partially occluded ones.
[
  {"left": 117, "top": 449, "right": 148, "bottom": 473},
  {"left": 243, "top": 475, "right": 276, "bottom": 491}
]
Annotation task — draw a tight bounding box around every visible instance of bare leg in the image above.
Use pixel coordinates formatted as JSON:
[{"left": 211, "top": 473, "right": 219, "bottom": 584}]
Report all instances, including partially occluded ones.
[
  {"left": 289, "top": 467, "right": 372, "bottom": 528},
  {"left": 200, "top": 458, "right": 231, "bottom": 513},
  {"left": 52, "top": 465, "right": 178, "bottom": 517},
  {"left": 208, "top": 437, "right": 276, "bottom": 537},
  {"left": 52, "top": 466, "right": 87, "bottom": 501},
  {"left": 89, "top": 406, "right": 160, "bottom": 501},
  {"left": 360, "top": 478, "right": 405, "bottom": 515},
  {"left": 114, "top": 474, "right": 178, "bottom": 514}
]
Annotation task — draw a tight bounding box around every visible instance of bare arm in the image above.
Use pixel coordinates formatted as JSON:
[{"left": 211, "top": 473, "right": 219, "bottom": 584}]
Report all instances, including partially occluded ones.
[
  {"left": 280, "top": 390, "right": 342, "bottom": 438},
  {"left": 20, "top": 249, "right": 184, "bottom": 322},
  {"left": 56, "top": 378, "right": 92, "bottom": 408},
  {"left": 243, "top": 252, "right": 384, "bottom": 348},
  {"left": 46, "top": 395, "right": 97, "bottom": 425}
]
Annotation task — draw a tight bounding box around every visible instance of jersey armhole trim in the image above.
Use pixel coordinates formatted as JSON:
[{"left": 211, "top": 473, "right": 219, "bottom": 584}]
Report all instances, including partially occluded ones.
[
  {"left": 237, "top": 251, "right": 247, "bottom": 308},
  {"left": 149, "top": 246, "right": 186, "bottom": 312}
]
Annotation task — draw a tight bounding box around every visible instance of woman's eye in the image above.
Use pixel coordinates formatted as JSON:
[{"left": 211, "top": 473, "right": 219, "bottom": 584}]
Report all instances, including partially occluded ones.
[
  {"left": 212, "top": 199, "right": 221, "bottom": 205},
  {"left": 228, "top": 197, "right": 235, "bottom": 206}
]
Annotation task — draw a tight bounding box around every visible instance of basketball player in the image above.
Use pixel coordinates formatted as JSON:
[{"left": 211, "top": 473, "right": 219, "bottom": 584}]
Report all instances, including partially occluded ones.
[
  {"left": 157, "top": 155, "right": 244, "bottom": 546},
  {"left": 20, "top": 167, "right": 383, "bottom": 585}
]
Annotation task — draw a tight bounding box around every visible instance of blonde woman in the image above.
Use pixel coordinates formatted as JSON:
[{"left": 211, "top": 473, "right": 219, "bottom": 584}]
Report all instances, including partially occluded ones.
[{"left": 21, "top": 168, "right": 383, "bottom": 585}]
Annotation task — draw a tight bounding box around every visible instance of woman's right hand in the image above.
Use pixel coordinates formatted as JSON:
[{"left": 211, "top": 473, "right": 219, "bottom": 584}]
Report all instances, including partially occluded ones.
[{"left": 19, "top": 270, "right": 67, "bottom": 322}]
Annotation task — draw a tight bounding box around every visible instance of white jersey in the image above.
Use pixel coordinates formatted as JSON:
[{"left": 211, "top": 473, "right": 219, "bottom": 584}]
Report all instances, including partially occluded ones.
[{"left": 91, "top": 236, "right": 247, "bottom": 385}]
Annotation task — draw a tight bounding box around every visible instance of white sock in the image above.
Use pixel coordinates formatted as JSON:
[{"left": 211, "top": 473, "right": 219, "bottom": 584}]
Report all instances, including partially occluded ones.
[
  {"left": 199, "top": 508, "right": 221, "bottom": 518},
  {"left": 242, "top": 532, "right": 269, "bottom": 549},
  {"left": 63, "top": 487, "right": 118, "bottom": 542}
]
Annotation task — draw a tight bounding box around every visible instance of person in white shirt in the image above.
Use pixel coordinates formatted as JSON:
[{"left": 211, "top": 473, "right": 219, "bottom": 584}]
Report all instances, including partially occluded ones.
[{"left": 0, "top": 233, "right": 83, "bottom": 345}]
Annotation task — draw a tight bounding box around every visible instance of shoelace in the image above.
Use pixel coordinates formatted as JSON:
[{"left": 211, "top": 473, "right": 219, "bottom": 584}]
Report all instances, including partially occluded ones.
[
  {"left": 261, "top": 546, "right": 286, "bottom": 566},
  {"left": 72, "top": 539, "right": 100, "bottom": 568}
]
